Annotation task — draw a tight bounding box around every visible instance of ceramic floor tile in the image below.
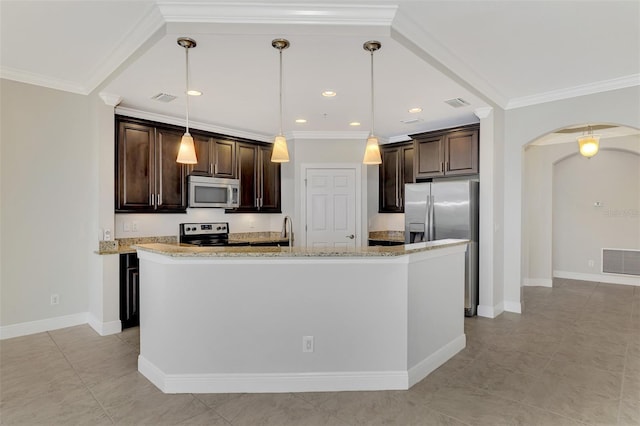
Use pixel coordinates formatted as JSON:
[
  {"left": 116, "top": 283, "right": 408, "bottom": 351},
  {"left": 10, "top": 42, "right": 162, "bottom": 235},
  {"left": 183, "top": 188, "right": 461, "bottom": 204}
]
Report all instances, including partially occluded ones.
[
  {"left": 451, "top": 363, "right": 539, "bottom": 402},
  {"left": 543, "top": 358, "right": 623, "bottom": 398},
  {"left": 213, "top": 393, "right": 346, "bottom": 426},
  {"left": 193, "top": 393, "right": 245, "bottom": 411},
  {"left": 523, "top": 372, "right": 620, "bottom": 425},
  {"left": 505, "top": 402, "right": 587, "bottom": 426},
  {"left": 0, "top": 358, "right": 83, "bottom": 403},
  {"left": 618, "top": 398, "right": 640, "bottom": 426},
  {"left": 552, "top": 344, "right": 626, "bottom": 373},
  {"left": 176, "top": 408, "right": 231, "bottom": 425}
]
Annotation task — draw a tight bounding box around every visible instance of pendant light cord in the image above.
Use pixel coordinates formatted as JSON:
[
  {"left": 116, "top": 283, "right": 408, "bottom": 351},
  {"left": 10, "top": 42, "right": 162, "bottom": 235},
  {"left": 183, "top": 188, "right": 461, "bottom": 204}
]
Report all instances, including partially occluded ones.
[
  {"left": 279, "top": 47, "right": 283, "bottom": 136},
  {"left": 185, "top": 46, "right": 190, "bottom": 134},
  {"left": 370, "top": 49, "right": 375, "bottom": 137}
]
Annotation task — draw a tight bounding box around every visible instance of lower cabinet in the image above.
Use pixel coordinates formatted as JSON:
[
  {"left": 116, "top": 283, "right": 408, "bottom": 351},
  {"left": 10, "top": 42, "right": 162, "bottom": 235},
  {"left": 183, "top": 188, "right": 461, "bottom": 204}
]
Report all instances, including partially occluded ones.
[{"left": 119, "top": 253, "right": 139, "bottom": 329}]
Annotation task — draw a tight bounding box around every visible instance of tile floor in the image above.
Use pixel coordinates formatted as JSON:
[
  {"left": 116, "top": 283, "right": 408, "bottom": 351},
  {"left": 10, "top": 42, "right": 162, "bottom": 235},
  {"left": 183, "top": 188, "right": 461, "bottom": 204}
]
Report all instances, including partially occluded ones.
[{"left": 1, "top": 279, "right": 639, "bottom": 425}]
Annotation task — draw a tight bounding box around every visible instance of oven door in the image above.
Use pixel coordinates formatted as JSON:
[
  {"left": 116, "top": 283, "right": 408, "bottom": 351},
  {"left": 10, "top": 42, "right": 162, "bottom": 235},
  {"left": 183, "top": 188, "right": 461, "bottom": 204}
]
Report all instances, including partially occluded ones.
[{"left": 188, "top": 176, "right": 239, "bottom": 208}]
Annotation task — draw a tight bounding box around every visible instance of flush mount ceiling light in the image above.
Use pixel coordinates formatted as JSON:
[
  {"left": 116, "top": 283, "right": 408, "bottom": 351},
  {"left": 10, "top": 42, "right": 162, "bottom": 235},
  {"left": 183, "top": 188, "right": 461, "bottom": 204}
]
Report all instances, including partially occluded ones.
[
  {"left": 349, "top": 121, "right": 361, "bottom": 126},
  {"left": 322, "top": 90, "right": 337, "bottom": 97},
  {"left": 362, "top": 40, "right": 382, "bottom": 165},
  {"left": 270, "top": 38, "right": 290, "bottom": 163},
  {"left": 187, "top": 89, "right": 202, "bottom": 96},
  {"left": 176, "top": 37, "right": 198, "bottom": 164},
  {"left": 295, "top": 118, "right": 307, "bottom": 124},
  {"left": 408, "top": 107, "right": 423, "bottom": 113},
  {"left": 577, "top": 125, "right": 600, "bottom": 158}
]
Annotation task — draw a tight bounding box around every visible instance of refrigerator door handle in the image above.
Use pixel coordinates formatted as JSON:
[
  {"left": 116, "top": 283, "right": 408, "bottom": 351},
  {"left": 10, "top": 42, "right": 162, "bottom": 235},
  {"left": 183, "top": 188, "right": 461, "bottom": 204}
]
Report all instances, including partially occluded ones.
[
  {"left": 425, "top": 194, "right": 431, "bottom": 241},
  {"left": 429, "top": 195, "right": 436, "bottom": 241}
]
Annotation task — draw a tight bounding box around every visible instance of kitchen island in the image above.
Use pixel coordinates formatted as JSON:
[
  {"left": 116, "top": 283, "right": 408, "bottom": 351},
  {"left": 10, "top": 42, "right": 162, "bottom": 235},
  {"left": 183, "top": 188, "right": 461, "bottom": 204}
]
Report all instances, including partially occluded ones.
[{"left": 135, "top": 239, "right": 468, "bottom": 394}]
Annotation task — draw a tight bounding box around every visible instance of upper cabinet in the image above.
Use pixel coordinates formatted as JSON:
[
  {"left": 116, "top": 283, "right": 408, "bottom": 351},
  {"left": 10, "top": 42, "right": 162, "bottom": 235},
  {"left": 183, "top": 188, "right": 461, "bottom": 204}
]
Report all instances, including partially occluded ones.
[
  {"left": 379, "top": 142, "right": 414, "bottom": 213},
  {"left": 115, "top": 117, "right": 186, "bottom": 213},
  {"left": 413, "top": 124, "right": 479, "bottom": 179},
  {"left": 233, "top": 142, "right": 281, "bottom": 213},
  {"left": 115, "top": 115, "right": 281, "bottom": 214},
  {"left": 190, "top": 134, "right": 236, "bottom": 178}
]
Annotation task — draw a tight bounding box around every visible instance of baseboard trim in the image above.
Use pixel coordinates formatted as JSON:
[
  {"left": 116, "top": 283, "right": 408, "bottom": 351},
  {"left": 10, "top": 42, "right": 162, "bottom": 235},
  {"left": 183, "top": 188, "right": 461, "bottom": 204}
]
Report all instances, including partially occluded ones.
[
  {"left": 0, "top": 312, "right": 88, "bottom": 340},
  {"left": 504, "top": 301, "right": 522, "bottom": 314},
  {"left": 477, "top": 301, "right": 504, "bottom": 318},
  {"left": 553, "top": 270, "right": 640, "bottom": 286},
  {"left": 407, "top": 334, "right": 466, "bottom": 387},
  {"left": 138, "top": 355, "right": 409, "bottom": 394},
  {"left": 523, "top": 278, "right": 553, "bottom": 287},
  {"left": 88, "top": 315, "right": 122, "bottom": 336}
]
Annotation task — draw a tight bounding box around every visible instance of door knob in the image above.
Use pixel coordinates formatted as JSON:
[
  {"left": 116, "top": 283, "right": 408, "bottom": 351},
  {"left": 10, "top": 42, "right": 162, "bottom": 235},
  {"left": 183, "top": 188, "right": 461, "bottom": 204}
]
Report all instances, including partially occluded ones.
[{"left": 346, "top": 234, "right": 355, "bottom": 239}]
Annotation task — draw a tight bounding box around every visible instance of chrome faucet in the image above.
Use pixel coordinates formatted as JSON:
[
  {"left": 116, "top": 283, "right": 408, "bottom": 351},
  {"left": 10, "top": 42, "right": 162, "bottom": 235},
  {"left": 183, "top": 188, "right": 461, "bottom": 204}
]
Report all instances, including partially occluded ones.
[{"left": 281, "top": 216, "right": 293, "bottom": 247}]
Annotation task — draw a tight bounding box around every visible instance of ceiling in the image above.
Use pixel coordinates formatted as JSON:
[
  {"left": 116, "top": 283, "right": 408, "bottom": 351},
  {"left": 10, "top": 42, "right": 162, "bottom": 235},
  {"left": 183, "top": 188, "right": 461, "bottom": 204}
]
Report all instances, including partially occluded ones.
[{"left": 1, "top": 1, "right": 639, "bottom": 143}]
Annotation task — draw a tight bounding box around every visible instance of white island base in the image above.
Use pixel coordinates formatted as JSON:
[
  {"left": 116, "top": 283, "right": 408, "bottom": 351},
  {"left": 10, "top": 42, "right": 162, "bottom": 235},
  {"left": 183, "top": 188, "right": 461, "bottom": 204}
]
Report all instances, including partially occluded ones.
[{"left": 136, "top": 241, "right": 467, "bottom": 394}]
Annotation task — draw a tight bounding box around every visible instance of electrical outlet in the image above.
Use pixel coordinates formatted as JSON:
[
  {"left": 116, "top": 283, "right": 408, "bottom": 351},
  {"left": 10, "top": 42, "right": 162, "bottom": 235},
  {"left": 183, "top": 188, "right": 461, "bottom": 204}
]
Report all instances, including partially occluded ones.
[
  {"left": 132, "top": 222, "right": 139, "bottom": 232},
  {"left": 302, "top": 336, "right": 314, "bottom": 353},
  {"left": 103, "top": 229, "right": 111, "bottom": 241},
  {"left": 50, "top": 294, "right": 59, "bottom": 305},
  {"left": 588, "top": 259, "right": 595, "bottom": 268}
]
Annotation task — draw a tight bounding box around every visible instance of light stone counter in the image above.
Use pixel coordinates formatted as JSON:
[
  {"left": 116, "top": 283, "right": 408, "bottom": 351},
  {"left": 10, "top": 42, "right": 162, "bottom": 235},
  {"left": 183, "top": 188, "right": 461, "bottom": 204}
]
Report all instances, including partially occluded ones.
[{"left": 134, "top": 239, "right": 467, "bottom": 258}]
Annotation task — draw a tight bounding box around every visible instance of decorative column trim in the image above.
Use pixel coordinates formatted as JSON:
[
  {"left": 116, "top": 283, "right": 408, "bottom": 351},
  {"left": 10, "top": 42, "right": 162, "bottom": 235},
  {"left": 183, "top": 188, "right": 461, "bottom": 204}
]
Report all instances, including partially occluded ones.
[
  {"left": 474, "top": 107, "right": 493, "bottom": 120},
  {"left": 99, "top": 92, "right": 123, "bottom": 107}
]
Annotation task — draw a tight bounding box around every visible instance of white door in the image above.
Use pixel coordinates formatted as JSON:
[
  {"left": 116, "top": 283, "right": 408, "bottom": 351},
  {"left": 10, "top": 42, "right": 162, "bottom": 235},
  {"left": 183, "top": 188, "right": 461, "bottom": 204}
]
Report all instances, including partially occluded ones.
[{"left": 305, "top": 168, "right": 357, "bottom": 249}]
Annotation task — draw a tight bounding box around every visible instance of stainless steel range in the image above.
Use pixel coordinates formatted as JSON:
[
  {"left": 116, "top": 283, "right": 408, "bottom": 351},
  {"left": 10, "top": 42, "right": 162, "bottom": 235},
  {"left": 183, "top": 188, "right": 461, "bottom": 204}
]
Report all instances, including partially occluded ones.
[{"left": 179, "top": 222, "right": 229, "bottom": 246}]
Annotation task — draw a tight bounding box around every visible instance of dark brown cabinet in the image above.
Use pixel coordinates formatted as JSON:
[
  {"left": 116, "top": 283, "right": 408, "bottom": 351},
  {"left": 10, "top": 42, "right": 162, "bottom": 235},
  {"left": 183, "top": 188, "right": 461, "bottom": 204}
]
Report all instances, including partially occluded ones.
[
  {"left": 413, "top": 124, "right": 479, "bottom": 179},
  {"left": 119, "top": 253, "right": 139, "bottom": 329},
  {"left": 115, "top": 117, "right": 187, "bottom": 213},
  {"left": 190, "top": 135, "right": 236, "bottom": 178},
  {"left": 379, "top": 142, "right": 414, "bottom": 212},
  {"left": 233, "top": 142, "right": 281, "bottom": 213}
]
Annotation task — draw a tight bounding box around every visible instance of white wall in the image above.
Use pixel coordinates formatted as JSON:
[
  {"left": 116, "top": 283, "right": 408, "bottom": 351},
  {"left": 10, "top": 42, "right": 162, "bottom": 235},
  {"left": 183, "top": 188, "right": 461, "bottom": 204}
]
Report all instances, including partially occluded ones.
[
  {"left": 0, "top": 79, "right": 92, "bottom": 326},
  {"left": 553, "top": 148, "right": 640, "bottom": 281},
  {"left": 524, "top": 136, "right": 640, "bottom": 286},
  {"left": 504, "top": 86, "right": 640, "bottom": 311}
]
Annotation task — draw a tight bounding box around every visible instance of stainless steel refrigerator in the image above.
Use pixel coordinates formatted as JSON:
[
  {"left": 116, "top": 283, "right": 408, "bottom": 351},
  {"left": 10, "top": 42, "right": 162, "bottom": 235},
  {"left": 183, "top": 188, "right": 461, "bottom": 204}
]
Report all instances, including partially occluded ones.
[{"left": 404, "top": 180, "right": 479, "bottom": 316}]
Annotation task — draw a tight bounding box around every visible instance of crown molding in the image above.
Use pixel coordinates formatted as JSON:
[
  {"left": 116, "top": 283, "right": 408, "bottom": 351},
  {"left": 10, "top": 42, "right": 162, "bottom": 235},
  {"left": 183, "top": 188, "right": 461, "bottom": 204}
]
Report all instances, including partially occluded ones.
[
  {"left": 99, "top": 93, "right": 123, "bottom": 107},
  {"left": 386, "top": 135, "right": 412, "bottom": 144},
  {"left": 0, "top": 66, "right": 87, "bottom": 95},
  {"left": 391, "top": 10, "right": 508, "bottom": 109},
  {"left": 157, "top": 2, "right": 397, "bottom": 25},
  {"left": 474, "top": 107, "right": 493, "bottom": 120},
  {"left": 505, "top": 74, "right": 640, "bottom": 110},
  {"left": 115, "top": 106, "right": 271, "bottom": 142}
]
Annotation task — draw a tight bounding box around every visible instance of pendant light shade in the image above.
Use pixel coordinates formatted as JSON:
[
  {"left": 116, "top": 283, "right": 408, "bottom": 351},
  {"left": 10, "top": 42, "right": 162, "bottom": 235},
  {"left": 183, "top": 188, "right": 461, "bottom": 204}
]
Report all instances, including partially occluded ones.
[
  {"left": 271, "top": 38, "right": 290, "bottom": 163},
  {"left": 577, "top": 126, "right": 600, "bottom": 158},
  {"left": 362, "top": 40, "right": 382, "bottom": 165},
  {"left": 176, "top": 37, "right": 198, "bottom": 164}
]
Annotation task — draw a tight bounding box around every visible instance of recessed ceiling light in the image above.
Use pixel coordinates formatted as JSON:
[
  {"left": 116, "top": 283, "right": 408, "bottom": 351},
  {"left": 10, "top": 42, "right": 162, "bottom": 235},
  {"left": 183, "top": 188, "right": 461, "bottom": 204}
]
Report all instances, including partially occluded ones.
[
  {"left": 349, "top": 122, "right": 361, "bottom": 126},
  {"left": 322, "top": 91, "right": 337, "bottom": 98},
  {"left": 295, "top": 119, "right": 307, "bottom": 124},
  {"left": 408, "top": 107, "right": 422, "bottom": 113},
  {"left": 187, "top": 90, "right": 202, "bottom": 96}
]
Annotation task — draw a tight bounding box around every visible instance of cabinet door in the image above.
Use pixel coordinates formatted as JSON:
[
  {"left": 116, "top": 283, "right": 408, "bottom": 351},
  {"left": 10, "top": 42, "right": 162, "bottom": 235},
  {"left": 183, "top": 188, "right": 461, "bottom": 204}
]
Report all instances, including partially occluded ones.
[
  {"left": 236, "top": 143, "right": 259, "bottom": 210},
  {"left": 379, "top": 147, "right": 402, "bottom": 212},
  {"left": 119, "top": 254, "right": 139, "bottom": 329},
  {"left": 445, "top": 129, "right": 479, "bottom": 175},
  {"left": 156, "top": 128, "right": 187, "bottom": 211},
  {"left": 116, "top": 121, "right": 155, "bottom": 211},
  {"left": 401, "top": 144, "right": 414, "bottom": 211},
  {"left": 259, "top": 145, "right": 281, "bottom": 212},
  {"left": 213, "top": 139, "right": 236, "bottom": 178},
  {"left": 415, "top": 135, "right": 445, "bottom": 179},
  {"left": 190, "top": 134, "right": 214, "bottom": 176}
]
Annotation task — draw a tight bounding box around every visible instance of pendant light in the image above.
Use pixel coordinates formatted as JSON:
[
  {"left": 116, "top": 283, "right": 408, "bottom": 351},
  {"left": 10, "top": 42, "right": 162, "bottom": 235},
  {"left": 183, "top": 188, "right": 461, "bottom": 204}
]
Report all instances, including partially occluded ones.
[
  {"left": 362, "top": 40, "right": 382, "bottom": 165},
  {"left": 271, "top": 38, "right": 290, "bottom": 163},
  {"left": 577, "top": 125, "right": 600, "bottom": 158},
  {"left": 176, "top": 37, "right": 198, "bottom": 164}
]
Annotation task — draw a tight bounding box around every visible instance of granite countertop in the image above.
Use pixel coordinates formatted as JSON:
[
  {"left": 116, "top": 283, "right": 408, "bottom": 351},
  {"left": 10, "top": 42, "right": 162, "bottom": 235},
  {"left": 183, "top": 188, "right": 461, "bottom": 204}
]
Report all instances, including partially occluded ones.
[
  {"left": 95, "top": 232, "right": 290, "bottom": 255},
  {"left": 134, "top": 239, "right": 468, "bottom": 258},
  {"left": 368, "top": 231, "right": 405, "bottom": 242}
]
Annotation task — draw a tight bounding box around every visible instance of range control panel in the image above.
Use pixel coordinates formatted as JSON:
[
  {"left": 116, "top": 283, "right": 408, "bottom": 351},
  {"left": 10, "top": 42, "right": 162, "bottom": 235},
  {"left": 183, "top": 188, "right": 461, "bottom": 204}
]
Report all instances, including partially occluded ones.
[{"left": 180, "top": 222, "right": 228, "bottom": 236}]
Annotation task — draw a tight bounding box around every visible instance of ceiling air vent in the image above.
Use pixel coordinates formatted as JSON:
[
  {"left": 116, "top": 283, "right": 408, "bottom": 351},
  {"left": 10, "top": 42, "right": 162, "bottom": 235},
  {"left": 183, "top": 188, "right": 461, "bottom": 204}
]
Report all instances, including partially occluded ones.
[
  {"left": 151, "top": 93, "right": 177, "bottom": 103},
  {"left": 444, "top": 97, "right": 470, "bottom": 108}
]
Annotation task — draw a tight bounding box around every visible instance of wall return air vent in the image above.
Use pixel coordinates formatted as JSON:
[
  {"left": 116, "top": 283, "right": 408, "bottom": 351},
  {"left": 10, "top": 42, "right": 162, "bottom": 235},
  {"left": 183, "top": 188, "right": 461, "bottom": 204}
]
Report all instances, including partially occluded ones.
[
  {"left": 602, "top": 248, "right": 640, "bottom": 276},
  {"left": 151, "top": 93, "right": 177, "bottom": 103}
]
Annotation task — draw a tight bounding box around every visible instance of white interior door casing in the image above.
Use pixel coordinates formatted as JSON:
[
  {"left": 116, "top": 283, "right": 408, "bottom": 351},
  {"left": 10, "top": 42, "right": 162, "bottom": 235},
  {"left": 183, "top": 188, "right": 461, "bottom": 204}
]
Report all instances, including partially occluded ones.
[{"left": 305, "top": 168, "right": 357, "bottom": 249}]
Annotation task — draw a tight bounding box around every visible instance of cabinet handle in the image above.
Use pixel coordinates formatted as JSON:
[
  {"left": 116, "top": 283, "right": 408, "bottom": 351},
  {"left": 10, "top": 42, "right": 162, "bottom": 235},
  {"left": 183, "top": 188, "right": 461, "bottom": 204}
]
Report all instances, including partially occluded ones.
[
  {"left": 214, "top": 163, "right": 218, "bottom": 175},
  {"left": 150, "top": 193, "right": 155, "bottom": 206},
  {"left": 440, "top": 162, "right": 444, "bottom": 173},
  {"left": 158, "top": 193, "right": 162, "bottom": 206},
  {"left": 209, "top": 163, "right": 213, "bottom": 175},
  {"left": 445, "top": 161, "right": 449, "bottom": 172}
]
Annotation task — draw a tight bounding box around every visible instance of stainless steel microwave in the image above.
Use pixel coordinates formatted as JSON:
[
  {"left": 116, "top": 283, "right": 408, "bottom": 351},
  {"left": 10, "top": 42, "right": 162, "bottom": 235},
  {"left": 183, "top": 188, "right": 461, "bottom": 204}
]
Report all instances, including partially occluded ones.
[{"left": 188, "top": 176, "right": 240, "bottom": 208}]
